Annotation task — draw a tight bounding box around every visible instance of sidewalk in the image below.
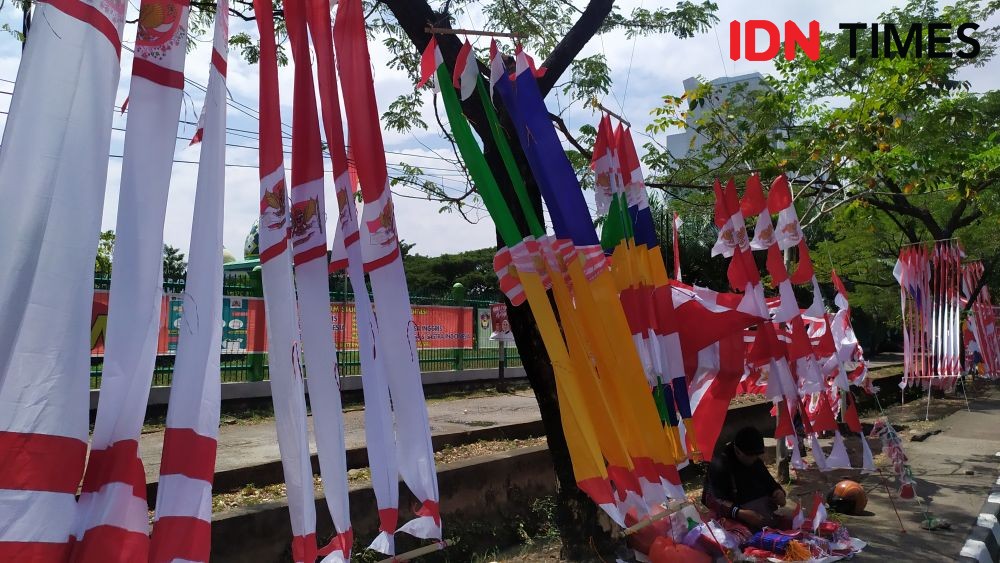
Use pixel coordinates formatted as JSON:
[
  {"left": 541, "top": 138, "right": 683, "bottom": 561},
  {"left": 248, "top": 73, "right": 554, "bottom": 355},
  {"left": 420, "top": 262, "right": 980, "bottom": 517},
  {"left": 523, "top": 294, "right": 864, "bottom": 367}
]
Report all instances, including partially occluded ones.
[
  {"left": 138, "top": 388, "right": 542, "bottom": 482},
  {"left": 138, "top": 355, "right": 904, "bottom": 482},
  {"left": 796, "top": 383, "right": 1000, "bottom": 561}
]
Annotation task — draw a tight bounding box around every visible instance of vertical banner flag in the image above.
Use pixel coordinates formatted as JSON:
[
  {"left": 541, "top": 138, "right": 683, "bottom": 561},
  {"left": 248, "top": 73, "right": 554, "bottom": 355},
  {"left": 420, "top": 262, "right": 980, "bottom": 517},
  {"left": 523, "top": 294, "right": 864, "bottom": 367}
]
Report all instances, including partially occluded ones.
[
  {"left": 255, "top": 0, "right": 318, "bottom": 559},
  {"left": 334, "top": 0, "right": 441, "bottom": 542},
  {"left": 149, "top": 4, "right": 228, "bottom": 561},
  {"left": 0, "top": 0, "right": 126, "bottom": 557},
  {"left": 284, "top": 0, "right": 354, "bottom": 558},
  {"left": 73, "top": 0, "right": 192, "bottom": 558}
]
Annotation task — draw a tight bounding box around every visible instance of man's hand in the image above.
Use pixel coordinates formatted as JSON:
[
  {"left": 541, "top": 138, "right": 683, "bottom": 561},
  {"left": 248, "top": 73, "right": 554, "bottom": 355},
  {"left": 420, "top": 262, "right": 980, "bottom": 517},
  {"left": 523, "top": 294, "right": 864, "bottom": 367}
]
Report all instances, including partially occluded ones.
[
  {"left": 772, "top": 488, "right": 787, "bottom": 507},
  {"left": 738, "top": 508, "right": 765, "bottom": 528}
]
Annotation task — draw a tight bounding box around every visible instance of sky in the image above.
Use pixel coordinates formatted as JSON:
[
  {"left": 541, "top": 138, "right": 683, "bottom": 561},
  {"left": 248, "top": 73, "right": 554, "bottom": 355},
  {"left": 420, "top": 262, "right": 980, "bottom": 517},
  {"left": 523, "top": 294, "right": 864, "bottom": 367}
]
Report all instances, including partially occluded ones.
[{"left": 0, "top": 0, "right": 996, "bottom": 259}]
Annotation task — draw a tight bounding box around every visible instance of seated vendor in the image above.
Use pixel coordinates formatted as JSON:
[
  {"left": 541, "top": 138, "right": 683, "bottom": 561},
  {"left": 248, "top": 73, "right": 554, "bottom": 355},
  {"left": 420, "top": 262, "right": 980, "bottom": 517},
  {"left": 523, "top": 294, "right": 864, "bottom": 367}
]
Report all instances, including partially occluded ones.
[{"left": 702, "top": 426, "right": 787, "bottom": 531}]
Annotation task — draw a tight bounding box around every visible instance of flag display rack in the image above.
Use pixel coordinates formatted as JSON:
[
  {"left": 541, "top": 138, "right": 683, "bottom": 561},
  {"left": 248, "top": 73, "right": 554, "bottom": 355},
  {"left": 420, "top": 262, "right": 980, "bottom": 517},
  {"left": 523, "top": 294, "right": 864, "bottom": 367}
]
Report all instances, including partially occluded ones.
[{"left": 623, "top": 500, "right": 692, "bottom": 536}]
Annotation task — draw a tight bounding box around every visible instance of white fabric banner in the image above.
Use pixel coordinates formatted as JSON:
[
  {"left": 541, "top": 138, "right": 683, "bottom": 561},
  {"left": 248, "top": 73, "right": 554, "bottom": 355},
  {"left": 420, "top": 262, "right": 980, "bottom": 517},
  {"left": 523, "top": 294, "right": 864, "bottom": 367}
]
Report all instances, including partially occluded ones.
[
  {"left": 75, "top": 0, "right": 192, "bottom": 556},
  {"left": 150, "top": 5, "right": 229, "bottom": 561},
  {"left": 0, "top": 0, "right": 125, "bottom": 554}
]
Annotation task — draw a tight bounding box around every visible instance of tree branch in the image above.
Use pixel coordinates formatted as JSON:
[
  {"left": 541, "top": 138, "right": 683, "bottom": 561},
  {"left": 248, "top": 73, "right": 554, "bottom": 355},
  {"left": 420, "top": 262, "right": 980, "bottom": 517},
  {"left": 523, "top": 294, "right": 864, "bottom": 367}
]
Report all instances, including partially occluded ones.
[
  {"left": 550, "top": 112, "right": 592, "bottom": 158},
  {"left": 536, "top": 0, "right": 614, "bottom": 97}
]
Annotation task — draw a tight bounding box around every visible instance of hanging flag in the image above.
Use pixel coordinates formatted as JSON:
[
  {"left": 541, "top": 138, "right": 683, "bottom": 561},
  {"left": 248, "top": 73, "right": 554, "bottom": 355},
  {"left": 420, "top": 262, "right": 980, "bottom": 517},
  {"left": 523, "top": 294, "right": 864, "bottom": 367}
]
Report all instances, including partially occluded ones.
[
  {"left": 307, "top": 0, "right": 398, "bottom": 552},
  {"left": 335, "top": 0, "right": 442, "bottom": 541},
  {"left": 73, "top": 0, "right": 193, "bottom": 558},
  {"left": 453, "top": 39, "right": 479, "bottom": 100},
  {"left": 0, "top": 0, "right": 126, "bottom": 557},
  {"left": 488, "top": 39, "right": 506, "bottom": 99},
  {"left": 285, "top": 0, "right": 355, "bottom": 558},
  {"left": 791, "top": 501, "right": 805, "bottom": 530},
  {"left": 149, "top": 4, "right": 229, "bottom": 561},
  {"left": 417, "top": 35, "right": 443, "bottom": 89},
  {"left": 253, "top": 0, "right": 318, "bottom": 559}
]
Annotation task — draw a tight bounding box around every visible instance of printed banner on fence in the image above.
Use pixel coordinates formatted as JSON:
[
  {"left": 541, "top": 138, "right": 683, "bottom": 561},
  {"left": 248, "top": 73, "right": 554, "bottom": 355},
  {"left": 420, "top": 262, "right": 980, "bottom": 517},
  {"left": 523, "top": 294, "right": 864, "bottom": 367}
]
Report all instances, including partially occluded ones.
[
  {"left": 91, "top": 290, "right": 473, "bottom": 355},
  {"left": 489, "top": 303, "right": 516, "bottom": 343}
]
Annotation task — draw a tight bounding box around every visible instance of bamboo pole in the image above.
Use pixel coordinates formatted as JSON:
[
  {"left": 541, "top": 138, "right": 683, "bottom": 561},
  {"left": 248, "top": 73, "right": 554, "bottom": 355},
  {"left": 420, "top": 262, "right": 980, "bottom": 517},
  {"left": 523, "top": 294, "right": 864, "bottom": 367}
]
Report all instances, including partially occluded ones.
[
  {"left": 376, "top": 539, "right": 456, "bottom": 563},
  {"left": 425, "top": 26, "right": 526, "bottom": 38}
]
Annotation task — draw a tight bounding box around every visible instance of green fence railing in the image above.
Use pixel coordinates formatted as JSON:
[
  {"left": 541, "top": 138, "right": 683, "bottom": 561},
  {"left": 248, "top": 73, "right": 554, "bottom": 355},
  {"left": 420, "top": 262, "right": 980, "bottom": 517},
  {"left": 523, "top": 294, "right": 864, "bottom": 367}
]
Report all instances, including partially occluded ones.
[{"left": 89, "top": 275, "right": 520, "bottom": 389}]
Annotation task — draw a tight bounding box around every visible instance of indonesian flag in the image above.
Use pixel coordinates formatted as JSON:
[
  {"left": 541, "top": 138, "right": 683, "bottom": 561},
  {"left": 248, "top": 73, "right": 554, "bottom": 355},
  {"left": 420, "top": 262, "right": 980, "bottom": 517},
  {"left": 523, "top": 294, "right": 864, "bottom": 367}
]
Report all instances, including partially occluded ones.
[
  {"left": 0, "top": 0, "right": 125, "bottom": 555},
  {"left": 453, "top": 39, "right": 479, "bottom": 100},
  {"left": 711, "top": 179, "right": 749, "bottom": 258},
  {"left": 149, "top": 3, "right": 229, "bottom": 562},
  {"left": 767, "top": 175, "right": 803, "bottom": 251},
  {"left": 309, "top": 0, "right": 399, "bottom": 549},
  {"left": 417, "top": 35, "right": 444, "bottom": 89},
  {"left": 810, "top": 491, "right": 828, "bottom": 532},
  {"left": 336, "top": 0, "right": 442, "bottom": 542},
  {"left": 791, "top": 501, "right": 806, "bottom": 530},
  {"left": 74, "top": 0, "right": 193, "bottom": 557},
  {"left": 253, "top": 0, "right": 319, "bottom": 559},
  {"left": 285, "top": 0, "right": 355, "bottom": 558},
  {"left": 832, "top": 269, "right": 850, "bottom": 311}
]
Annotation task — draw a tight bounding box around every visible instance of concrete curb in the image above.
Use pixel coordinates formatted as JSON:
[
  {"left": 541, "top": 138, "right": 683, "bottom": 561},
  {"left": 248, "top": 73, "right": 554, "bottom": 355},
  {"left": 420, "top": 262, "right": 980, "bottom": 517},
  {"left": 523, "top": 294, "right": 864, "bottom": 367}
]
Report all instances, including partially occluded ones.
[
  {"left": 92, "top": 367, "right": 527, "bottom": 410},
  {"left": 957, "top": 458, "right": 1000, "bottom": 562}
]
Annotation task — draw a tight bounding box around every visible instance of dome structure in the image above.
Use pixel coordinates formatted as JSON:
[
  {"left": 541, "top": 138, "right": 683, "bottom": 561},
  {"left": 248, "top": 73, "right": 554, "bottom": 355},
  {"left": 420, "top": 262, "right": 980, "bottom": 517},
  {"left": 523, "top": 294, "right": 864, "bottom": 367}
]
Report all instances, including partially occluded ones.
[
  {"left": 222, "top": 247, "right": 237, "bottom": 264},
  {"left": 244, "top": 220, "right": 260, "bottom": 260}
]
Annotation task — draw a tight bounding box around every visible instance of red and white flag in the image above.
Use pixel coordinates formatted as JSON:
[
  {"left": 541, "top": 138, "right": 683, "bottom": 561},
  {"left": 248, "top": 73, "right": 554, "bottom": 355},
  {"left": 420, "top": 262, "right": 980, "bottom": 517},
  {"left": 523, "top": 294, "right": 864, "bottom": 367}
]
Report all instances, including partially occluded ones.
[
  {"left": 254, "top": 0, "right": 318, "bottom": 559},
  {"left": 285, "top": 0, "right": 356, "bottom": 558},
  {"left": 336, "top": 0, "right": 442, "bottom": 543},
  {"left": 453, "top": 39, "right": 479, "bottom": 100},
  {"left": 0, "top": 0, "right": 126, "bottom": 557},
  {"left": 810, "top": 491, "right": 828, "bottom": 532},
  {"left": 791, "top": 501, "right": 805, "bottom": 530},
  {"left": 672, "top": 212, "right": 683, "bottom": 282},
  {"left": 417, "top": 35, "right": 444, "bottom": 90},
  {"left": 149, "top": 4, "right": 229, "bottom": 561},
  {"left": 73, "top": 0, "right": 193, "bottom": 558}
]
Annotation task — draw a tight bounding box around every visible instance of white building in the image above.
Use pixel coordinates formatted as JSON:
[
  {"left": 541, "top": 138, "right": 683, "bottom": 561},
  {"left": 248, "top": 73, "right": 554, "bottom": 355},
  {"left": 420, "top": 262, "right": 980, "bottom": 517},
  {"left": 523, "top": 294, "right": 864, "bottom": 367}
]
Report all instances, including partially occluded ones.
[{"left": 665, "top": 72, "right": 767, "bottom": 161}]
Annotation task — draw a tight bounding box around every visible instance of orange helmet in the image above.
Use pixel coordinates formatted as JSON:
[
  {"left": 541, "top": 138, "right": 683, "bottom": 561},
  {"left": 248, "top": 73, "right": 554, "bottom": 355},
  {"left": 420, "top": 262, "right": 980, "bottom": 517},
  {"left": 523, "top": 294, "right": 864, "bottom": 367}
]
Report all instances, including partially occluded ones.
[{"left": 827, "top": 480, "right": 868, "bottom": 515}]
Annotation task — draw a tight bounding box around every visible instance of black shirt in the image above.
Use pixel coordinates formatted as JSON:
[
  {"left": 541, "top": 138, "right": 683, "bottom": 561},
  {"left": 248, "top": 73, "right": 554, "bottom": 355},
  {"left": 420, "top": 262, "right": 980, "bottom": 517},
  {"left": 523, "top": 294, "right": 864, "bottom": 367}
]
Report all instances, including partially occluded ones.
[{"left": 702, "top": 442, "right": 782, "bottom": 514}]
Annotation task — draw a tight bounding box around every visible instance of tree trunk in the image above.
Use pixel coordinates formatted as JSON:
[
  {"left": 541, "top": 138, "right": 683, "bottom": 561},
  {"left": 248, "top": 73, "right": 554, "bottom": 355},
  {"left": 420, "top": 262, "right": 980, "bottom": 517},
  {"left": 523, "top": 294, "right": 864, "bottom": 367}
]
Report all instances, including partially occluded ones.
[{"left": 377, "top": 0, "right": 617, "bottom": 556}]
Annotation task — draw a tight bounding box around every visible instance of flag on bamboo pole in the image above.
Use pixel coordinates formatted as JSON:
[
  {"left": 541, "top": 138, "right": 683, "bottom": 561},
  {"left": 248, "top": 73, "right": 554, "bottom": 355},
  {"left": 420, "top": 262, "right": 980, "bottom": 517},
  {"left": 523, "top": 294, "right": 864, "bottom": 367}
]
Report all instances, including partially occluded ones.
[
  {"left": 284, "top": 0, "right": 354, "bottom": 559},
  {"left": 73, "top": 1, "right": 193, "bottom": 557},
  {"left": 672, "top": 212, "right": 683, "bottom": 282},
  {"left": 149, "top": 4, "right": 229, "bottom": 561},
  {"left": 494, "top": 57, "right": 686, "bottom": 499},
  {"left": 0, "top": 0, "right": 126, "bottom": 557},
  {"left": 253, "top": 1, "right": 318, "bottom": 559},
  {"left": 427, "top": 53, "right": 631, "bottom": 521},
  {"left": 307, "top": 0, "right": 392, "bottom": 554},
  {"left": 334, "top": 0, "right": 441, "bottom": 540}
]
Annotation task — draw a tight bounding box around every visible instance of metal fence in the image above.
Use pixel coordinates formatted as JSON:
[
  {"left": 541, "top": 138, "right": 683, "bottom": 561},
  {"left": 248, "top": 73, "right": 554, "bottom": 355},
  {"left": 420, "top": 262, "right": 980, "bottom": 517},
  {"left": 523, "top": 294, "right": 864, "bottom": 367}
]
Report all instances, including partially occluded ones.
[{"left": 89, "top": 275, "right": 520, "bottom": 389}]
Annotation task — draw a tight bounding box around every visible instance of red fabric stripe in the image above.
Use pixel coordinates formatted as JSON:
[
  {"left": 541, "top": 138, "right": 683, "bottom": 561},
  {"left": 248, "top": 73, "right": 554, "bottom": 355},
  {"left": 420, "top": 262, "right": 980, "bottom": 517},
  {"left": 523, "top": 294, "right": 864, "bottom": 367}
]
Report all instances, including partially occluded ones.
[
  {"left": 576, "top": 476, "right": 615, "bottom": 505},
  {"left": 632, "top": 457, "right": 659, "bottom": 485},
  {"left": 259, "top": 234, "right": 290, "bottom": 264},
  {"left": 328, "top": 258, "right": 348, "bottom": 272},
  {"left": 149, "top": 516, "right": 211, "bottom": 563},
  {"left": 291, "top": 533, "right": 317, "bottom": 563},
  {"left": 71, "top": 525, "right": 149, "bottom": 563},
  {"left": 131, "top": 58, "right": 184, "bottom": 90},
  {"left": 362, "top": 245, "right": 400, "bottom": 273},
  {"left": 654, "top": 462, "right": 682, "bottom": 486},
  {"left": 80, "top": 439, "right": 147, "bottom": 498},
  {"left": 159, "top": 428, "right": 217, "bottom": 482},
  {"left": 41, "top": 0, "right": 121, "bottom": 57},
  {"left": 317, "top": 528, "right": 353, "bottom": 557},
  {"left": 606, "top": 465, "right": 641, "bottom": 500},
  {"left": 292, "top": 244, "right": 327, "bottom": 265},
  {"left": 211, "top": 48, "right": 227, "bottom": 78},
  {"left": 378, "top": 507, "right": 398, "bottom": 534},
  {"left": 0, "top": 541, "right": 73, "bottom": 561},
  {"left": 0, "top": 432, "right": 87, "bottom": 493},
  {"left": 415, "top": 499, "right": 441, "bottom": 526},
  {"left": 344, "top": 231, "right": 360, "bottom": 247}
]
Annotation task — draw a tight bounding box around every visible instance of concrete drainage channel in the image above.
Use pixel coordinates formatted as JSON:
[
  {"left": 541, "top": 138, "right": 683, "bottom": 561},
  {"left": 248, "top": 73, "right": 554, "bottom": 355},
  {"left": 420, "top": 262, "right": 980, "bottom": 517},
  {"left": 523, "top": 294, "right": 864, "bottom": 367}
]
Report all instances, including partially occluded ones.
[
  {"left": 957, "top": 455, "right": 1000, "bottom": 563},
  {"left": 203, "top": 369, "right": 903, "bottom": 562}
]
